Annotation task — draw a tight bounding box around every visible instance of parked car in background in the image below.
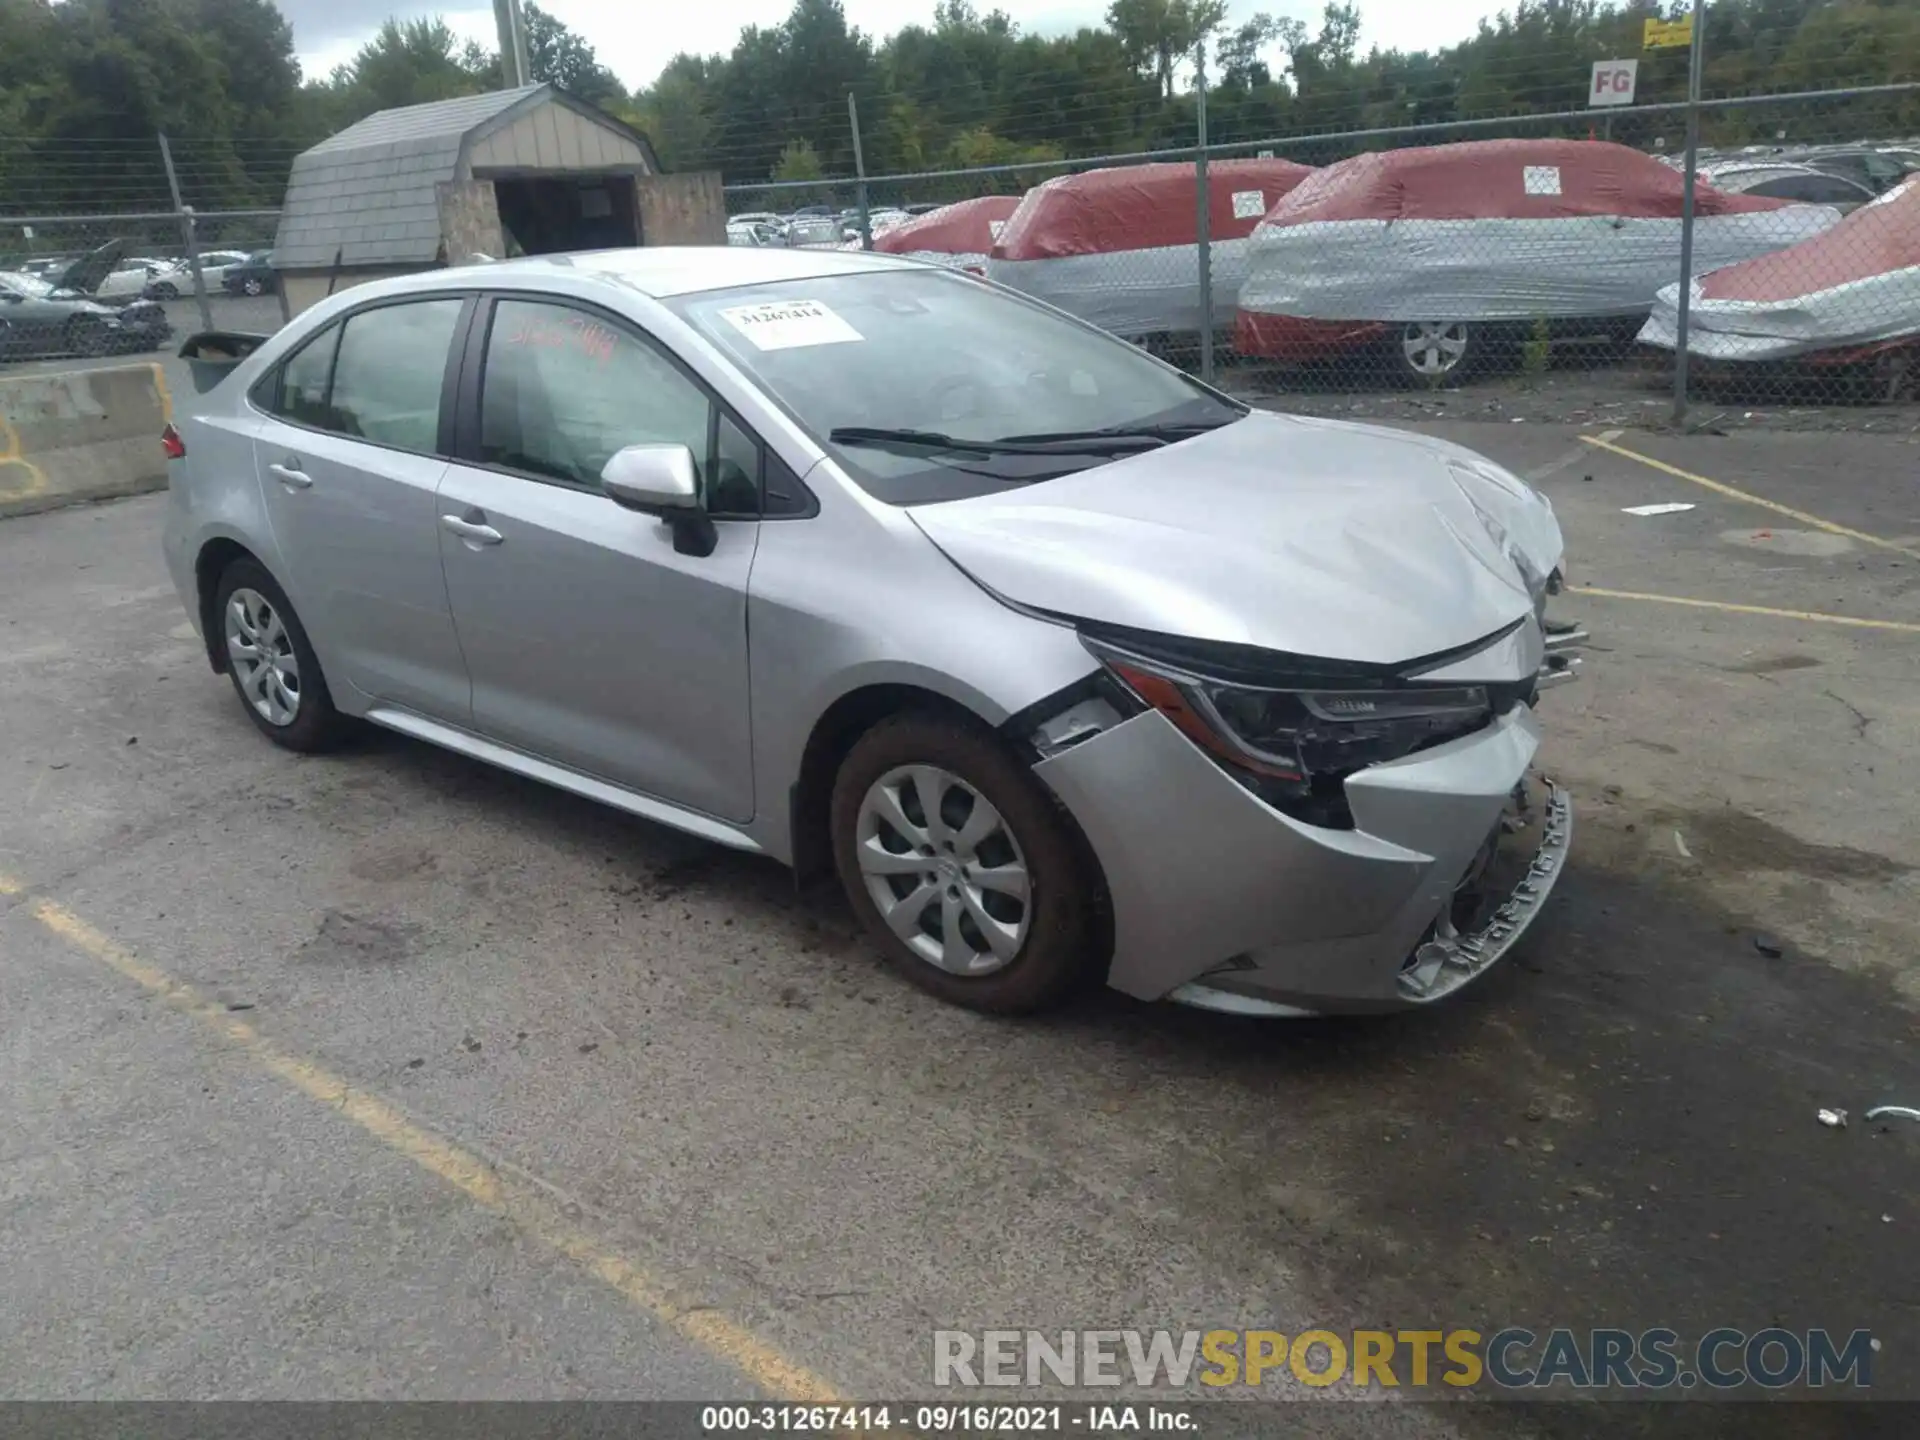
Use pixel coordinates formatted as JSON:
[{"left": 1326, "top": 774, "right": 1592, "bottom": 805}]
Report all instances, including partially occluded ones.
[
  {"left": 220, "top": 252, "right": 278, "bottom": 297},
  {"left": 1797, "top": 146, "right": 1920, "bottom": 196},
  {"left": 727, "top": 220, "right": 779, "bottom": 248},
  {"left": 872, "top": 195, "right": 1021, "bottom": 274},
  {"left": 0, "top": 269, "right": 170, "bottom": 359},
  {"left": 840, "top": 208, "right": 912, "bottom": 243},
  {"left": 1237, "top": 139, "right": 1841, "bottom": 383},
  {"left": 989, "top": 157, "right": 1317, "bottom": 342},
  {"left": 95, "top": 258, "right": 182, "bottom": 302},
  {"left": 1700, "top": 162, "right": 1876, "bottom": 213},
  {"left": 785, "top": 217, "right": 845, "bottom": 249},
  {"left": 903, "top": 202, "right": 943, "bottom": 215},
  {"left": 162, "top": 247, "right": 1575, "bottom": 1019},
  {"left": 1641, "top": 177, "right": 1920, "bottom": 376},
  {"left": 146, "top": 250, "right": 255, "bottom": 298}
]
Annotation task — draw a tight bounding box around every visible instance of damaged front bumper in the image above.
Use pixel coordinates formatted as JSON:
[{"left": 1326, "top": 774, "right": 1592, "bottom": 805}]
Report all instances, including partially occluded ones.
[{"left": 1035, "top": 703, "right": 1573, "bottom": 1015}]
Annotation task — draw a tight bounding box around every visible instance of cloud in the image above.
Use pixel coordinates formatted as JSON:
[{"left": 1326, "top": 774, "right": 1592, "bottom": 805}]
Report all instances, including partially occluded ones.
[{"left": 283, "top": 0, "right": 1503, "bottom": 92}]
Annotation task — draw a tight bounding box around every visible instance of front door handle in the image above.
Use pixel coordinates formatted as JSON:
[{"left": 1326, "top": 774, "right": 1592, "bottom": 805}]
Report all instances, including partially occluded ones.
[
  {"left": 441, "top": 514, "right": 504, "bottom": 546},
  {"left": 269, "top": 461, "right": 312, "bottom": 490}
]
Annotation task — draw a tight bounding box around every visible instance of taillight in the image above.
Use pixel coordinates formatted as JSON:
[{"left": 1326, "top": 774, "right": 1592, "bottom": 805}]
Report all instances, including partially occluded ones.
[{"left": 161, "top": 423, "right": 185, "bottom": 460}]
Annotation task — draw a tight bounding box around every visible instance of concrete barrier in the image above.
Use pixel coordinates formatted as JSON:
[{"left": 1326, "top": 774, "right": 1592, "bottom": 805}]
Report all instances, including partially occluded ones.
[{"left": 0, "top": 363, "right": 172, "bottom": 520}]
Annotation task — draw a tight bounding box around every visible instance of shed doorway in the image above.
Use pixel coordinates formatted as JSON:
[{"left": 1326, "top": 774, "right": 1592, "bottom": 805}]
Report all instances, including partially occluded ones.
[{"left": 494, "top": 175, "right": 640, "bottom": 256}]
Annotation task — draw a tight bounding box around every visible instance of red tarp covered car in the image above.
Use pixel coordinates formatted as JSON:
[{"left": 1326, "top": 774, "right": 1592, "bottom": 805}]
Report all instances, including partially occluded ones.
[
  {"left": 987, "top": 158, "right": 1316, "bottom": 338},
  {"left": 1236, "top": 139, "right": 1841, "bottom": 381},
  {"left": 1639, "top": 177, "right": 1920, "bottom": 366},
  {"left": 872, "top": 195, "right": 1022, "bottom": 274}
]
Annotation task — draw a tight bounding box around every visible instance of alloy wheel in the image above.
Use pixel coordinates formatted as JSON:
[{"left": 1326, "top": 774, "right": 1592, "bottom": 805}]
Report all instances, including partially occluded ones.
[
  {"left": 224, "top": 587, "right": 301, "bottom": 726},
  {"left": 1401, "top": 321, "right": 1471, "bottom": 377},
  {"left": 854, "top": 764, "right": 1031, "bottom": 976}
]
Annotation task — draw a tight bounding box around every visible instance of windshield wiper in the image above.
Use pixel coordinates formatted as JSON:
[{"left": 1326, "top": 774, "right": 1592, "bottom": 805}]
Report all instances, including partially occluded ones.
[
  {"left": 994, "top": 417, "right": 1241, "bottom": 445},
  {"left": 829, "top": 426, "right": 1168, "bottom": 456}
]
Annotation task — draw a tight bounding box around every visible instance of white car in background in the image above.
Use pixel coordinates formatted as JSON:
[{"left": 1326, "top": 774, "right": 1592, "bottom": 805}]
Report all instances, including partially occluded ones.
[
  {"left": 141, "top": 251, "right": 253, "bottom": 299},
  {"left": 93, "top": 259, "right": 180, "bottom": 301}
]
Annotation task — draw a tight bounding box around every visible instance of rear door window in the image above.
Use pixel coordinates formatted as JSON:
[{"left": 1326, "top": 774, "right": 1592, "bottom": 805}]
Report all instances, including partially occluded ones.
[
  {"left": 256, "top": 299, "right": 462, "bottom": 455},
  {"left": 262, "top": 323, "right": 341, "bottom": 430},
  {"left": 328, "top": 299, "right": 464, "bottom": 451}
]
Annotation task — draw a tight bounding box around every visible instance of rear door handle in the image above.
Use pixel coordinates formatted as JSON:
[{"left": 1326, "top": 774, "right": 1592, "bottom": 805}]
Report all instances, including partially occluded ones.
[
  {"left": 268, "top": 461, "right": 312, "bottom": 490},
  {"left": 441, "top": 514, "right": 504, "bottom": 546}
]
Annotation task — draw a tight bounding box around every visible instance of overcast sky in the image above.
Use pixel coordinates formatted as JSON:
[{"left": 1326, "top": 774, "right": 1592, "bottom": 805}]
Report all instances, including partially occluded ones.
[{"left": 279, "top": 0, "right": 1505, "bottom": 91}]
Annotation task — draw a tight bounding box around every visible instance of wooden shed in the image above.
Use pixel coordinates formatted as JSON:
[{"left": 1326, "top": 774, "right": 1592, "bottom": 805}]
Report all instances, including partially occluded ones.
[{"left": 272, "top": 85, "right": 720, "bottom": 314}]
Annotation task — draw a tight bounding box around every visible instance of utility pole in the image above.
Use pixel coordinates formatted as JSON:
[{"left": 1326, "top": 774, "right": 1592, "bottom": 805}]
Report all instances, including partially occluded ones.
[
  {"left": 1672, "top": 0, "right": 1707, "bottom": 427},
  {"left": 1194, "top": 40, "right": 1213, "bottom": 384},
  {"left": 158, "top": 133, "right": 215, "bottom": 335},
  {"left": 848, "top": 93, "right": 872, "bottom": 250},
  {"left": 493, "top": 0, "right": 531, "bottom": 88}
]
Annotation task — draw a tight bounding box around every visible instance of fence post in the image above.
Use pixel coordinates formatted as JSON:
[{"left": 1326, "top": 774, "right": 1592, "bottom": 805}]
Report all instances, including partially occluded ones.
[
  {"left": 1671, "top": 0, "right": 1707, "bottom": 428},
  {"left": 1193, "top": 42, "right": 1213, "bottom": 384},
  {"left": 848, "top": 93, "right": 873, "bottom": 250},
  {"left": 158, "top": 133, "right": 215, "bottom": 335}
]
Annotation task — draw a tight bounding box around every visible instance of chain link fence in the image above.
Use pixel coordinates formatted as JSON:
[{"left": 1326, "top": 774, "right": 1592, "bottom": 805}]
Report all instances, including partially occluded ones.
[
  {"left": 0, "top": 134, "right": 293, "bottom": 368},
  {"left": 724, "top": 85, "right": 1920, "bottom": 426}
]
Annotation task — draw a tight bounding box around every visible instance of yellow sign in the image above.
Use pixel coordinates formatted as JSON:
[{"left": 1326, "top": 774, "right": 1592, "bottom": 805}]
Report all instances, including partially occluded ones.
[{"left": 1644, "top": 16, "right": 1694, "bottom": 48}]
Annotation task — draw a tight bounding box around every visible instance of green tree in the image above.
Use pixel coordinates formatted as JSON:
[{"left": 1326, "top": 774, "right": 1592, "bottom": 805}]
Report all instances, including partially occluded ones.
[
  {"left": 333, "top": 19, "right": 488, "bottom": 115},
  {"left": 1105, "top": 0, "right": 1228, "bottom": 99}
]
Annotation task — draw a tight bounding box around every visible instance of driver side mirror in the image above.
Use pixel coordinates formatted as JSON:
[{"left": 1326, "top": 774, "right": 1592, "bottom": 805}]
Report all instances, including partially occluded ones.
[{"left": 601, "top": 443, "right": 716, "bottom": 558}]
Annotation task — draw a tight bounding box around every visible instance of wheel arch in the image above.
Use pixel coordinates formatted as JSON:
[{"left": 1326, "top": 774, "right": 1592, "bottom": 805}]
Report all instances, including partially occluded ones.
[
  {"left": 786, "top": 679, "right": 1115, "bottom": 983},
  {"left": 194, "top": 536, "right": 271, "bottom": 674},
  {"left": 787, "top": 682, "right": 986, "bottom": 887}
]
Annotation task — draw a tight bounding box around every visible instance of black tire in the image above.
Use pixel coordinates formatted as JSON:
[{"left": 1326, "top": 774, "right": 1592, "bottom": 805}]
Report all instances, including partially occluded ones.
[
  {"left": 830, "top": 711, "right": 1098, "bottom": 1015},
  {"left": 151, "top": 283, "right": 179, "bottom": 300},
  {"left": 242, "top": 277, "right": 265, "bottom": 297},
  {"left": 212, "top": 558, "right": 350, "bottom": 753},
  {"left": 1389, "top": 320, "right": 1479, "bottom": 386},
  {"left": 65, "top": 318, "right": 111, "bottom": 359}
]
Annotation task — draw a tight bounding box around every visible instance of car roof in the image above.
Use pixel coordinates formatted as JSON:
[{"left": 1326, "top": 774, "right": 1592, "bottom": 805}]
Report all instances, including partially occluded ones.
[{"left": 361, "top": 246, "right": 922, "bottom": 303}]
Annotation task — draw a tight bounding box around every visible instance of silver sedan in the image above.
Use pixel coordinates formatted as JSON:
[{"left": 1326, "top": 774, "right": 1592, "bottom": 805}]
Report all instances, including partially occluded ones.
[{"left": 162, "top": 247, "right": 1577, "bottom": 1017}]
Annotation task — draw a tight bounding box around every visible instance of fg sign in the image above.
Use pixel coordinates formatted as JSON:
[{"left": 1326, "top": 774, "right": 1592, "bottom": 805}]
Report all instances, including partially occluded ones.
[{"left": 1589, "top": 59, "right": 1639, "bottom": 107}]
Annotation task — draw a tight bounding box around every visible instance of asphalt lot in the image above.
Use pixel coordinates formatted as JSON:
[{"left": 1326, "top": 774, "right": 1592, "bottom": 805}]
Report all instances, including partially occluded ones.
[{"left": 1, "top": 419, "right": 1917, "bottom": 1431}]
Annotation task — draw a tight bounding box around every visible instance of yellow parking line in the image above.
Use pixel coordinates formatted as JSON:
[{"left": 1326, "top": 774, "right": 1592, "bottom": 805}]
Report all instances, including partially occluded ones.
[
  {"left": 1576, "top": 585, "right": 1920, "bottom": 634},
  {"left": 1579, "top": 433, "right": 1920, "bottom": 561},
  {"left": 5, "top": 876, "right": 843, "bottom": 1404}
]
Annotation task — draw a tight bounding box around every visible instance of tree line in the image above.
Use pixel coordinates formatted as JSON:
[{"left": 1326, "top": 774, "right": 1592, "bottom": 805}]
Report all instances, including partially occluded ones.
[{"left": 0, "top": 0, "right": 1914, "bottom": 218}]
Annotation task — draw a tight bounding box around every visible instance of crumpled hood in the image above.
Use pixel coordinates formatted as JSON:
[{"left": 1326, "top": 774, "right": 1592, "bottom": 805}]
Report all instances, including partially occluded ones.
[{"left": 907, "top": 410, "right": 1563, "bottom": 666}]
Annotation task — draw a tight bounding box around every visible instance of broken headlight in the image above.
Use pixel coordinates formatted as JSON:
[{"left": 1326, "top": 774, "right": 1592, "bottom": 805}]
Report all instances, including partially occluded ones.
[{"left": 1087, "top": 638, "right": 1492, "bottom": 816}]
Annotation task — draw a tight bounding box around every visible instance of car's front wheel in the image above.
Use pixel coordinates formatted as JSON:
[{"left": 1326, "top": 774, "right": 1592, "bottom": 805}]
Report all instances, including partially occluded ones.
[
  {"left": 1393, "top": 320, "right": 1478, "bottom": 384},
  {"left": 242, "top": 277, "right": 265, "bottom": 297},
  {"left": 214, "top": 559, "right": 349, "bottom": 752},
  {"left": 830, "top": 712, "right": 1098, "bottom": 1014}
]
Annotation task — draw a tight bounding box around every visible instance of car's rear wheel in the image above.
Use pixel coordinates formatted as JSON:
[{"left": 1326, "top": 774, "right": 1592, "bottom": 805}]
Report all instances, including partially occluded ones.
[
  {"left": 1393, "top": 320, "right": 1477, "bottom": 384},
  {"left": 830, "top": 712, "right": 1097, "bottom": 1014},
  {"left": 214, "top": 559, "right": 348, "bottom": 752}
]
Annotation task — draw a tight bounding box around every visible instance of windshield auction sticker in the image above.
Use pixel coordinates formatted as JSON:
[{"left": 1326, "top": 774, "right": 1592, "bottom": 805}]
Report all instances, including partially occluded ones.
[{"left": 720, "top": 299, "right": 864, "bottom": 351}]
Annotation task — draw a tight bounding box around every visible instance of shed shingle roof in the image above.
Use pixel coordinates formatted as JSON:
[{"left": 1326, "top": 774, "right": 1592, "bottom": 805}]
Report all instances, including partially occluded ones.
[{"left": 272, "top": 87, "right": 575, "bottom": 270}]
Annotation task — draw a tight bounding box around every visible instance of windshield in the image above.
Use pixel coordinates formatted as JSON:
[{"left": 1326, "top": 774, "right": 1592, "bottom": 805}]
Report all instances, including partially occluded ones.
[{"left": 668, "top": 268, "right": 1244, "bottom": 504}]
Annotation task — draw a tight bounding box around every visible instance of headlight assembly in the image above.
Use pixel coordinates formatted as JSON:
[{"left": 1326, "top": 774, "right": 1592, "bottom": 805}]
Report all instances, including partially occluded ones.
[{"left": 1085, "top": 636, "right": 1494, "bottom": 818}]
